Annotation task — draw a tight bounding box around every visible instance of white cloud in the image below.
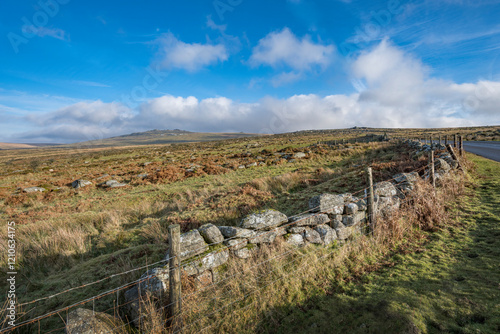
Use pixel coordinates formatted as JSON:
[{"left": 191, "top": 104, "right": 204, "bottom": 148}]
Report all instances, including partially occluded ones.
[
  {"left": 155, "top": 33, "right": 228, "bottom": 72},
  {"left": 249, "top": 28, "right": 335, "bottom": 71},
  {"left": 270, "top": 71, "right": 303, "bottom": 87},
  {"left": 9, "top": 40, "right": 500, "bottom": 143}
]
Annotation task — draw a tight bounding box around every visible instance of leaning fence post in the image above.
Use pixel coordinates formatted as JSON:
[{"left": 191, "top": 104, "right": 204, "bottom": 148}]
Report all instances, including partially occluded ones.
[
  {"left": 366, "top": 167, "right": 376, "bottom": 234},
  {"left": 446, "top": 144, "right": 461, "bottom": 169},
  {"left": 430, "top": 150, "right": 436, "bottom": 188},
  {"left": 168, "top": 224, "right": 182, "bottom": 332}
]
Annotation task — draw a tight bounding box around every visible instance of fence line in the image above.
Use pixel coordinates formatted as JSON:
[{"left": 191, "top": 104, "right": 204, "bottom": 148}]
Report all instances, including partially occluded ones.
[{"left": 2, "top": 139, "right": 448, "bottom": 333}]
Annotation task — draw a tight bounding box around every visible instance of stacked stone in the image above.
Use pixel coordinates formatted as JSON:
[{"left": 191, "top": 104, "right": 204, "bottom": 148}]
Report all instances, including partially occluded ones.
[{"left": 118, "top": 138, "right": 460, "bottom": 331}]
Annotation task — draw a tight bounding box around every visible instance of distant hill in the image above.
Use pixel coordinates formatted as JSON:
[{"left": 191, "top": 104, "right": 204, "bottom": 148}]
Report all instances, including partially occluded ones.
[
  {"left": 65, "top": 129, "right": 264, "bottom": 148},
  {"left": 0, "top": 142, "right": 62, "bottom": 150},
  {"left": 0, "top": 142, "right": 39, "bottom": 150}
]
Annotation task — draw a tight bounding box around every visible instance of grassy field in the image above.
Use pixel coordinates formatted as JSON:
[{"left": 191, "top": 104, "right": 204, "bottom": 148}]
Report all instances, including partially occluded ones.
[
  {"left": 0, "top": 128, "right": 498, "bottom": 332},
  {"left": 253, "top": 154, "right": 500, "bottom": 334},
  {"left": 0, "top": 130, "right": 426, "bottom": 331}
]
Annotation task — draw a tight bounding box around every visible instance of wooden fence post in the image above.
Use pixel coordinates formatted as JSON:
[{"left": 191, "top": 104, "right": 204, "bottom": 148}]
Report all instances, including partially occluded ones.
[
  {"left": 461, "top": 136, "right": 465, "bottom": 156},
  {"left": 459, "top": 135, "right": 463, "bottom": 156},
  {"left": 367, "top": 167, "right": 376, "bottom": 234},
  {"left": 454, "top": 134, "right": 457, "bottom": 148},
  {"left": 430, "top": 150, "right": 436, "bottom": 188},
  {"left": 430, "top": 136, "right": 433, "bottom": 150},
  {"left": 446, "top": 144, "right": 461, "bottom": 169},
  {"left": 445, "top": 135, "right": 448, "bottom": 146},
  {"left": 168, "top": 224, "right": 182, "bottom": 332},
  {"left": 439, "top": 135, "right": 442, "bottom": 146}
]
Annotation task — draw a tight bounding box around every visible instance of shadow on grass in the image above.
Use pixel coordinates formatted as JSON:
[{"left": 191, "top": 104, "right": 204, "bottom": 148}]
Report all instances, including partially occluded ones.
[{"left": 256, "top": 157, "right": 500, "bottom": 334}]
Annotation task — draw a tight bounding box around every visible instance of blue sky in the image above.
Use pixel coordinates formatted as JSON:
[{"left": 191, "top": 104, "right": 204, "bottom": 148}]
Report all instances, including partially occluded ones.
[{"left": 1, "top": 0, "right": 500, "bottom": 143}]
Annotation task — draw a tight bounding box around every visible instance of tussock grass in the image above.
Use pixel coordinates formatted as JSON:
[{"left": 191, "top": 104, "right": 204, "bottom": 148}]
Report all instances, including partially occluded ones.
[{"left": 134, "top": 168, "right": 472, "bottom": 333}]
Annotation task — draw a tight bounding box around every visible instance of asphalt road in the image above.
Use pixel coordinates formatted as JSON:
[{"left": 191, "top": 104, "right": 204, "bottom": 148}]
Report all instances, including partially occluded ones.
[{"left": 463, "top": 141, "right": 500, "bottom": 162}]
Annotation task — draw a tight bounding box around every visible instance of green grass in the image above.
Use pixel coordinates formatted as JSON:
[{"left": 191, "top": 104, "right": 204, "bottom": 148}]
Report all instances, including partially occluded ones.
[{"left": 261, "top": 154, "right": 500, "bottom": 334}]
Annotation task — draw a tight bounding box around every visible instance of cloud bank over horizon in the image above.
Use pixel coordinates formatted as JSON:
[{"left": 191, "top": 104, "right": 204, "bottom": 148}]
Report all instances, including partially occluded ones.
[{"left": 6, "top": 39, "right": 500, "bottom": 143}]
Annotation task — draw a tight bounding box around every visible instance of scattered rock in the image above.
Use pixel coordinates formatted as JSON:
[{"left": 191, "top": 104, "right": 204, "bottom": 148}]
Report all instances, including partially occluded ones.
[
  {"left": 23, "top": 187, "right": 46, "bottom": 193},
  {"left": 98, "top": 180, "right": 127, "bottom": 188},
  {"left": 71, "top": 179, "right": 92, "bottom": 189},
  {"left": 293, "top": 152, "right": 306, "bottom": 159}
]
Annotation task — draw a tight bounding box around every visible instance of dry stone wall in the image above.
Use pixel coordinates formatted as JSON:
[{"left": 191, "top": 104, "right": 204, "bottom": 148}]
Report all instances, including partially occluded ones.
[{"left": 67, "top": 139, "right": 461, "bottom": 331}]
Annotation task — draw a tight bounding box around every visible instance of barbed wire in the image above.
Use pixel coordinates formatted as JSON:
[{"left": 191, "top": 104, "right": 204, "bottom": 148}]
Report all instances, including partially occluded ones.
[{"left": 1, "top": 144, "right": 456, "bottom": 333}]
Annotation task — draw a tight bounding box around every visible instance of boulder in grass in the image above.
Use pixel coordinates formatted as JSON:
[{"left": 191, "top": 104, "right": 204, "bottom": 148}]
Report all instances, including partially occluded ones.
[
  {"left": 198, "top": 224, "right": 224, "bottom": 244},
  {"left": 293, "top": 152, "right": 306, "bottom": 159},
  {"left": 23, "top": 187, "right": 46, "bottom": 193},
  {"left": 98, "top": 180, "right": 127, "bottom": 188},
  {"left": 66, "top": 308, "right": 125, "bottom": 334},
  {"left": 239, "top": 210, "right": 288, "bottom": 230},
  {"left": 309, "top": 194, "right": 345, "bottom": 214},
  {"left": 71, "top": 179, "right": 92, "bottom": 189}
]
